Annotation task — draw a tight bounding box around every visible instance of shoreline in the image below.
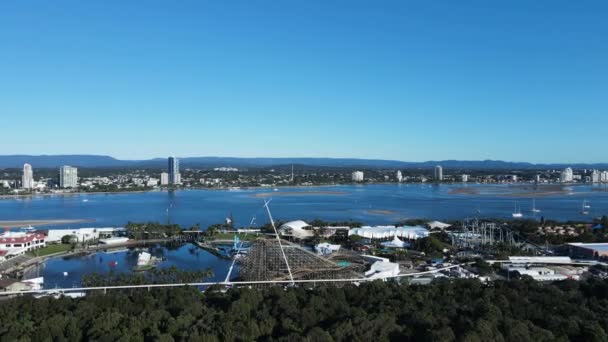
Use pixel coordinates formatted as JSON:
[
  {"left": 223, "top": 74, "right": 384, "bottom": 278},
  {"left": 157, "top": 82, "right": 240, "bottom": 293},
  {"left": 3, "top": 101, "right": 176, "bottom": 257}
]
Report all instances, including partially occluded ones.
[
  {"left": 12, "top": 238, "right": 177, "bottom": 276},
  {"left": 0, "top": 183, "right": 601, "bottom": 203}
]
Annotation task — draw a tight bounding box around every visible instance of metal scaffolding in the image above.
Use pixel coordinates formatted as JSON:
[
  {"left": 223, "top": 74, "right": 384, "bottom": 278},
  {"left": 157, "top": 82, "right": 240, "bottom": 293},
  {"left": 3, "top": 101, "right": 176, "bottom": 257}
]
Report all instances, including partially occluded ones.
[
  {"left": 450, "top": 218, "right": 517, "bottom": 249},
  {"left": 239, "top": 238, "right": 364, "bottom": 286}
]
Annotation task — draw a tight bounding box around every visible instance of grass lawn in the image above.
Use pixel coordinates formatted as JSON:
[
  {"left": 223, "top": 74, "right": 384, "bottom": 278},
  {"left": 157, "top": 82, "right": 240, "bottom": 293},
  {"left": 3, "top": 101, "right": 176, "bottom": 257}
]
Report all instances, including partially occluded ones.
[{"left": 28, "top": 243, "right": 72, "bottom": 257}]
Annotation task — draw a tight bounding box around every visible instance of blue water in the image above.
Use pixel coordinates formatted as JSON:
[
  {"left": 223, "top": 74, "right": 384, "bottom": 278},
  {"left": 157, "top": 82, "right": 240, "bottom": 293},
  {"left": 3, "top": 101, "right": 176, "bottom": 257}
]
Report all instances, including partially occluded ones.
[
  {"left": 23, "top": 244, "right": 235, "bottom": 288},
  {"left": 9, "top": 184, "right": 608, "bottom": 288},
  {"left": 1, "top": 184, "right": 607, "bottom": 230}
]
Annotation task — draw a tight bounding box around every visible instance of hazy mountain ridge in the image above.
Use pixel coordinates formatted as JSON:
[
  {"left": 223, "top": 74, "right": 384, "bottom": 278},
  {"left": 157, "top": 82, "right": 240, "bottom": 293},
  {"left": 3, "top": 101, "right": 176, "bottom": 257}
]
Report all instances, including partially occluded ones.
[{"left": 0, "top": 155, "right": 606, "bottom": 169}]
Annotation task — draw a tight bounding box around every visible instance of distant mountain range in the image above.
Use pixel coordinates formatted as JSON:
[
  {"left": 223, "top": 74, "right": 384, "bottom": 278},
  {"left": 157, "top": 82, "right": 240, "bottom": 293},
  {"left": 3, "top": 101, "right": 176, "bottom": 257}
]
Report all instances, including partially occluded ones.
[{"left": 0, "top": 155, "right": 606, "bottom": 169}]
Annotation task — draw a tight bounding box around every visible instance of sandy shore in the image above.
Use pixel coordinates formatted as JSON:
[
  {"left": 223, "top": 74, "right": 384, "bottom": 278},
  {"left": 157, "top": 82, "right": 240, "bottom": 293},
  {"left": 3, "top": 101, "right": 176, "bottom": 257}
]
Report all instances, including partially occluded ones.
[
  {"left": 252, "top": 191, "right": 347, "bottom": 198},
  {"left": 0, "top": 219, "right": 93, "bottom": 228},
  {"left": 0, "top": 190, "right": 150, "bottom": 199},
  {"left": 365, "top": 209, "right": 397, "bottom": 215},
  {"left": 449, "top": 184, "right": 584, "bottom": 198}
]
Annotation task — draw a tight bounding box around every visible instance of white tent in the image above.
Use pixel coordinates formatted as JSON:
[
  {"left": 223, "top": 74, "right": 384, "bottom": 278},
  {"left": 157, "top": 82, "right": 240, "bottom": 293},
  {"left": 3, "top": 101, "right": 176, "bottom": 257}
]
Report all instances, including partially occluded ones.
[
  {"left": 315, "top": 243, "right": 341, "bottom": 255},
  {"left": 365, "top": 261, "right": 400, "bottom": 279},
  {"left": 381, "top": 235, "right": 409, "bottom": 248},
  {"left": 427, "top": 221, "right": 452, "bottom": 230},
  {"left": 349, "top": 225, "right": 429, "bottom": 240},
  {"left": 395, "top": 226, "right": 429, "bottom": 239}
]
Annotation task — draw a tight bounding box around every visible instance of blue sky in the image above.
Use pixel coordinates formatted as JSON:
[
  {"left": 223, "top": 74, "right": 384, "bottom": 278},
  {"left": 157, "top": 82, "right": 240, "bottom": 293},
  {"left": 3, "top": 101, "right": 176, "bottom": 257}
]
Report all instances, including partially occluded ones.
[{"left": 1, "top": 1, "right": 606, "bottom": 163}]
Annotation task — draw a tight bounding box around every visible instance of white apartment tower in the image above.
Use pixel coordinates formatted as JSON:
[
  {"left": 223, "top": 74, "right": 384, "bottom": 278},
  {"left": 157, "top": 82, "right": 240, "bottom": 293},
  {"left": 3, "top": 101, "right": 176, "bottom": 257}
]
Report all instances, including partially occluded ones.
[
  {"left": 396, "top": 170, "right": 403, "bottom": 182},
  {"left": 22, "top": 163, "right": 34, "bottom": 189},
  {"left": 160, "top": 172, "right": 169, "bottom": 185},
  {"left": 560, "top": 167, "right": 573, "bottom": 183},
  {"left": 352, "top": 171, "right": 364, "bottom": 182},
  {"left": 59, "top": 166, "right": 78, "bottom": 188},
  {"left": 591, "top": 170, "right": 600, "bottom": 183}
]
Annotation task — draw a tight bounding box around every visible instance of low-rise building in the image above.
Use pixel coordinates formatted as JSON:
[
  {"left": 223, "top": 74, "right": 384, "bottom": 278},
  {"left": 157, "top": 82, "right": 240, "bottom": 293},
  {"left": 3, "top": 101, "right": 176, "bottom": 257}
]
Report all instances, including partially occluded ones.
[
  {"left": 0, "top": 231, "right": 46, "bottom": 261},
  {"left": 45, "top": 227, "right": 122, "bottom": 244},
  {"left": 567, "top": 243, "right": 608, "bottom": 260}
]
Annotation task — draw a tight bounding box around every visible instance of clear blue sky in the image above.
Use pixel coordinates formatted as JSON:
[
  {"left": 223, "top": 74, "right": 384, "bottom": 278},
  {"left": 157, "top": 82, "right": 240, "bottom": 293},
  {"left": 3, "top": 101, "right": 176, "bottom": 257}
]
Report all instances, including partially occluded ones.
[{"left": 1, "top": 1, "right": 606, "bottom": 163}]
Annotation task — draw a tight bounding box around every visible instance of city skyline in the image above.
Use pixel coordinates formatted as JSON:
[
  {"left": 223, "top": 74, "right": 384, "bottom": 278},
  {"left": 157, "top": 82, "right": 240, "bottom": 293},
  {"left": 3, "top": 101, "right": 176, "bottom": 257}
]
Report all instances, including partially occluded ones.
[{"left": 1, "top": 1, "right": 607, "bottom": 163}]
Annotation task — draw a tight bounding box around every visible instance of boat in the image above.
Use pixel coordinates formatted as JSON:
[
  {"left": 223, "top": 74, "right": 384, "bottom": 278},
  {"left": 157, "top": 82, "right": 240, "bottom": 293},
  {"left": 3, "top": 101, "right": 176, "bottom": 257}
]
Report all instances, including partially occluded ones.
[
  {"left": 512, "top": 203, "right": 523, "bottom": 218},
  {"left": 581, "top": 200, "right": 590, "bottom": 215},
  {"left": 531, "top": 199, "right": 541, "bottom": 213},
  {"left": 133, "top": 251, "right": 158, "bottom": 271}
]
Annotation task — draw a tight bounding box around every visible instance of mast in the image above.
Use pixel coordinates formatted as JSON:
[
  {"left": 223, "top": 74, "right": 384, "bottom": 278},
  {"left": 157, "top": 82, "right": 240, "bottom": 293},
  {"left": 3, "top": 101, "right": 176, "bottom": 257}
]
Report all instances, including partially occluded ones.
[{"left": 263, "top": 199, "right": 294, "bottom": 286}]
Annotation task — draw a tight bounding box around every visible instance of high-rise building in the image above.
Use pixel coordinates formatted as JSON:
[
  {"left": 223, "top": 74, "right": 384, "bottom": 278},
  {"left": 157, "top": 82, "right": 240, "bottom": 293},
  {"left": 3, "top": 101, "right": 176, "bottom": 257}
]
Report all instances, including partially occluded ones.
[
  {"left": 461, "top": 174, "right": 469, "bottom": 183},
  {"left": 168, "top": 156, "right": 181, "bottom": 185},
  {"left": 160, "top": 172, "right": 169, "bottom": 185},
  {"left": 434, "top": 165, "right": 443, "bottom": 181},
  {"left": 560, "top": 167, "right": 573, "bottom": 183},
  {"left": 591, "top": 170, "right": 600, "bottom": 183},
  {"left": 534, "top": 174, "right": 541, "bottom": 183},
  {"left": 59, "top": 166, "right": 78, "bottom": 188},
  {"left": 22, "top": 163, "right": 34, "bottom": 189},
  {"left": 396, "top": 170, "right": 403, "bottom": 182},
  {"left": 601, "top": 171, "right": 608, "bottom": 183},
  {"left": 351, "top": 171, "right": 364, "bottom": 182}
]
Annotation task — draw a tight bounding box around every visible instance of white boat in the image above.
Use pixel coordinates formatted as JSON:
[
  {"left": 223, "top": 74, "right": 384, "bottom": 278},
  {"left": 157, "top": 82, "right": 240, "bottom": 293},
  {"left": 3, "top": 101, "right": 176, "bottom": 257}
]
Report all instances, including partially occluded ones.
[
  {"left": 512, "top": 203, "right": 523, "bottom": 218},
  {"left": 137, "top": 252, "right": 152, "bottom": 266},
  {"left": 531, "top": 199, "right": 541, "bottom": 213},
  {"left": 134, "top": 252, "right": 157, "bottom": 271},
  {"left": 581, "top": 200, "right": 590, "bottom": 215}
]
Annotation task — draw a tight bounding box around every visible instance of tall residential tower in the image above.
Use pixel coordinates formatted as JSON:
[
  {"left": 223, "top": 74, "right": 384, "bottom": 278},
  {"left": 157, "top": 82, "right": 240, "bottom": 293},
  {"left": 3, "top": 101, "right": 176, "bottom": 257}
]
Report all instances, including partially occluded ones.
[
  {"left": 59, "top": 166, "right": 78, "bottom": 188},
  {"left": 22, "top": 163, "right": 34, "bottom": 189},
  {"left": 168, "top": 157, "right": 181, "bottom": 185},
  {"left": 434, "top": 165, "right": 443, "bottom": 181}
]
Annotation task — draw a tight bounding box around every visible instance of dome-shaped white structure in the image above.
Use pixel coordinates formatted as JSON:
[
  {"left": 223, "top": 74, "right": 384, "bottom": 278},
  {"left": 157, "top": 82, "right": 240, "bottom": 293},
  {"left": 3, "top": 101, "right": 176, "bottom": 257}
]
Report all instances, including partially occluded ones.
[{"left": 278, "top": 220, "right": 314, "bottom": 239}]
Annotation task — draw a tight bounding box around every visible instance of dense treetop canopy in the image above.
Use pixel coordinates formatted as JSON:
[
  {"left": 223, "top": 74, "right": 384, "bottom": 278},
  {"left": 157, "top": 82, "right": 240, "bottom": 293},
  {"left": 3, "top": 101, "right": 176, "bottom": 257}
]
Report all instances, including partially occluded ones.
[{"left": 1, "top": 278, "right": 607, "bottom": 341}]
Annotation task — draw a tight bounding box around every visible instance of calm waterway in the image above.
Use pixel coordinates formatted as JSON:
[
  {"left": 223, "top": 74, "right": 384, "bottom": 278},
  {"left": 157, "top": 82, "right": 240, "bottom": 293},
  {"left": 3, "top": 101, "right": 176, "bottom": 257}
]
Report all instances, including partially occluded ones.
[
  {"left": 1, "top": 184, "right": 608, "bottom": 229},
  {"left": 23, "top": 244, "right": 235, "bottom": 289}
]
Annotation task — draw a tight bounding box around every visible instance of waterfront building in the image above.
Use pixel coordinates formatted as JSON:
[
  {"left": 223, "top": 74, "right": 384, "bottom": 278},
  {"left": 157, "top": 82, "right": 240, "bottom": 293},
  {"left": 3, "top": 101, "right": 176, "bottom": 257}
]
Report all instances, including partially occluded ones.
[
  {"left": 511, "top": 175, "right": 518, "bottom": 182},
  {"left": 397, "top": 170, "right": 403, "bottom": 183},
  {"left": 0, "top": 231, "right": 46, "bottom": 261},
  {"left": 160, "top": 172, "right": 169, "bottom": 185},
  {"left": 535, "top": 174, "right": 541, "bottom": 183},
  {"left": 352, "top": 171, "right": 364, "bottom": 182},
  {"left": 278, "top": 220, "right": 314, "bottom": 240},
  {"left": 146, "top": 178, "right": 159, "bottom": 187},
  {"left": 434, "top": 165, "right": 443, "bottom": 181},
  {"left": 168, "top": 156, "right": 181, "bottom": 185},
  {"left": 461, "top": 174, "right": 469, "bottom": 183},
  {"left": 59, "top": 166, "right": 78, "bottom": 188},
  {"left": 396, "top": 170, "right": 403, "bottom": 182},
  {"left": 567, "top": 243, "right": 608, "bottom": 260},
  {"left": 591, "top": 170, "right": 600, "bottom": 183},
  {"left": 46, "top": 227, "right": 121, "bottom": 243},
  {"left": 601, "top": 171, "right": 608, "bottom": 183},
  {"left": 560, "top": 167, "right": 573, "bottom": 183},
  {"left": 21, "top": 163, "right": 34, "bottom": 189}
]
